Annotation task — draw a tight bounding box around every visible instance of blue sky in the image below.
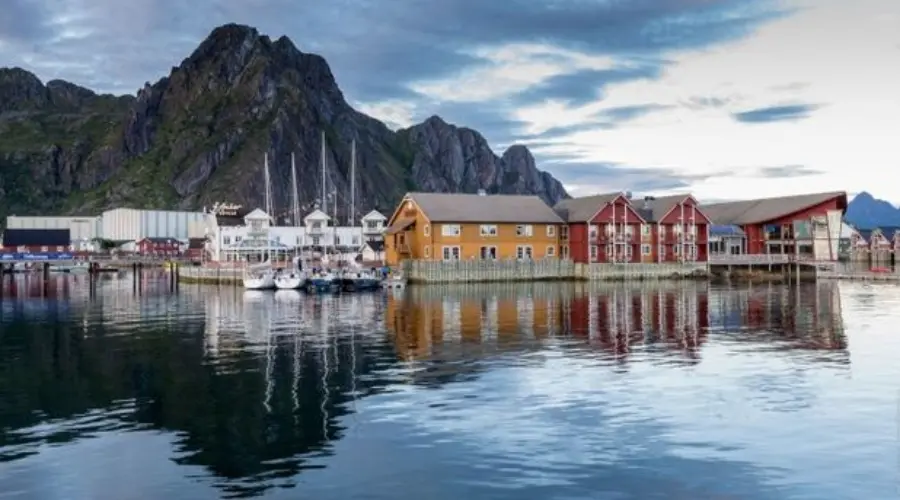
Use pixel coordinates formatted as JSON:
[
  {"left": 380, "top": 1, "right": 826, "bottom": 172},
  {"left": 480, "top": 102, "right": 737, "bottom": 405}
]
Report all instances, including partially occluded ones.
[{"left": 1, "top": 0, "right": 898, "bottom": 202}]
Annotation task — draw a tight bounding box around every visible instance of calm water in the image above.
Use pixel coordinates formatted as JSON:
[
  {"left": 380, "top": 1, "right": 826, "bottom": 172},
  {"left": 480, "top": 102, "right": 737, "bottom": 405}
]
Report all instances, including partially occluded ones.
[{"left": 0, "top": 273, "right": 898, "bottom": 499}]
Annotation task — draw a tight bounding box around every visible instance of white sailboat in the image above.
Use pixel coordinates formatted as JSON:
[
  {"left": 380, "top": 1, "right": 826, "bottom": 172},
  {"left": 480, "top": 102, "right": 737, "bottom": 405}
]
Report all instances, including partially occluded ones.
[
  {"left": 308, "top": 132, "right": 337, "bottom": 292},
  {"left": 340, "top": 139, "right": 381, "bottom": 290},
  {"left": 276, "top": 152, "right": 307, "bottom": 290},
  {"left": 244, "top": 152, "right": 277, "bottom": 290}
]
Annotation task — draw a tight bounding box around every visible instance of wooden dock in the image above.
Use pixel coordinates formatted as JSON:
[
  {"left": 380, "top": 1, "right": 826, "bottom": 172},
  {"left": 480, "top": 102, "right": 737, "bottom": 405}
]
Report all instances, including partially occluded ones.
[{"left": 817, "top": 270, "right": 900, "bottom": 282}]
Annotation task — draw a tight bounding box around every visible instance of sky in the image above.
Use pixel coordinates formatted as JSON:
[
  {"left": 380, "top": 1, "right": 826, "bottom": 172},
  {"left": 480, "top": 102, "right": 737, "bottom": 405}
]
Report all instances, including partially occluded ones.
[{"left": 1, "top": 0, "right": 899, "bottom": 202}]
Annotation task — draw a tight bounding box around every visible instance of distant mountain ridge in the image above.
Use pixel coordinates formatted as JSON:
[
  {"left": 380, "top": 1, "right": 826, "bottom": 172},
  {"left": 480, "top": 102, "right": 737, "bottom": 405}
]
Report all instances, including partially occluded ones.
[
  {"left": 0, "top": 23, "right": 568, "bottom": 223},
  {"left": 845, "top": 192, "right": 900, "bottom": 229}
]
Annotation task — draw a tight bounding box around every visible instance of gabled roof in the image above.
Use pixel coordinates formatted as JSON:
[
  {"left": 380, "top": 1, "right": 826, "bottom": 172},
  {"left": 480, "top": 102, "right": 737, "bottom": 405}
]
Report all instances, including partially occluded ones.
[
  {"left": 632, "top": 194, "right": 696, "bottom": 222},
  {"left": 243, "top": 208, "right": 271, "bottom": 221},
  {"left": 700, "top": 191, "right": 847, "bottom": 225},
  {"left": 361, "top": 210, "right": 386, "bottom": 221},
  {"left": 553, "top": 192, "right": 623, "bottom": 223},
  {"left": 862, "top": 226, "right": 900, "bottom": 242},
  {"left": 407, "top": 192, "right": 564, "bottom": 224},
  {"left": 304, "top": 209, "right": 330, "bottom": 221},
  {"left": 361, "top": 240, "right": 385, "bottom": 252},
  {"left": 3, "top": 229, "right": 70, "bottom": 246}
]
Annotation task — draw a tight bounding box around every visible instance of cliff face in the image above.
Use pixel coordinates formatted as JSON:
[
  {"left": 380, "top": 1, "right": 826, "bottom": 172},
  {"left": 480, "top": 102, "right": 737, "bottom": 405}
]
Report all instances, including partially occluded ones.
[{"left": 0, "top": 23, "right": 568, "bottom": 223}]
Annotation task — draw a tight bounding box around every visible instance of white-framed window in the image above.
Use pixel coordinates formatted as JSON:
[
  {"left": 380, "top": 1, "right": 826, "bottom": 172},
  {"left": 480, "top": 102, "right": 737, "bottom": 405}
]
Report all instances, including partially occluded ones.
[
  {"left": 561, "top": 245, "right": 569, "bottom": 259},
  {"left": 424, "top": 224, "right": 430, "bottom": 236},
  {"left": 312, "top": 235, "right": 320, "bottom": 246},
  {"left": 479, "top": 246, "right": 497, "bottom": 259},
  {"left": 366, "top": 220, "right": 380, "bottom": 230},
  {"left": 674, "top": 224, "right": 683, "bottom": 234},
  {"left": 424, "top": 246, "right": 431, "bottom": 258},
  {"left": 480, "top": 224, "right": 498, "bottom": 236},
  {"left": 516, "top": 224, "right": 533, "bottom": 237},
  {"left": 223, "top": 236, "right": 231, "bottom": 245},
  {"left": 560, "top": 226, "right": 569, "bottom": 240},
  {"left": 606, "top": 244, "right": 615, "bottom": 256},
  {"left": 658, "top": 244, "right": 665, "bottom": 257},
  {"left": 235, "top": 236, "right": 242, "bottom": 242},
  {"left": 334, "top": 235, "right": 340, "bottom": 245},
  {"left": 605, "top": 223, "right": 615, "bottom": 235},
  {"left": 589, "top": 224, "right": 599, "bottom": 239},
  {"left": 311, "top": 221, "right": 322, "bottom": 229},
  {"left": 546, "top": 225, "right": 556, "bottom": 237},
  {"left": 516, "top": 245, "right": 533, "bottom": 259},
  {"left": 442, "top": 246, "right": 461, "bottom": 260},
  {"left": 442, "top": 224, "right": 461, "bottom": 237},
  {"left": 642, "top": 224, "right": 651, "bottom": 235},
  {"left": 642, "top": 244, "right": 652, "bottom": 256},
  {"left": 546, "top": 245, "right": 556, "bottom": 257},
  {"left": 674, "top": 245, "right": 682, "bottom": 255},
  {"left": 590, "top": 244, "right": 598, "bottom": 261}
]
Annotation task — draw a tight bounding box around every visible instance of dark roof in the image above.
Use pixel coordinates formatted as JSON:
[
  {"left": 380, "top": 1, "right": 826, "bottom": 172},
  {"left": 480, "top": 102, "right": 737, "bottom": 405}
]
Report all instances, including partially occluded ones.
[
  {"left": 363, "top": 240, "right": 385, "bottom": 252},
  {"left": 553, "top": 192, "right": 622, "bottom": 222},
  {"left": 3, "top": 229, "right": 70, "bottom": 246},
  {"left": 216, "top": 215, "right": 245, "bottom": 227},
  {"left": 142, "top": 237, "right": 180, "bottom": 244},
  {"left": 407, "top": 192, "right": 564, "bottom": 224},
  {"left": 188, "top": 238, "right": 206, "bottom": 249},
  {"left": 701, "top": 191, "right": 847, "bottom": 225}
]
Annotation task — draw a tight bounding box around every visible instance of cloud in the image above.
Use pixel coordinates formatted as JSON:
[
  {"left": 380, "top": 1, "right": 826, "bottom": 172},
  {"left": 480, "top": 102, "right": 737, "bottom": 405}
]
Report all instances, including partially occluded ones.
[
  {"left": 732, "top": 104, "right": 821, "bottom": 124},
  {"left": 753, "top": 165, "right": 824, "bottom": 178},
  {"left": 543, "top": 160, "right": 729, "bottom": 195}
]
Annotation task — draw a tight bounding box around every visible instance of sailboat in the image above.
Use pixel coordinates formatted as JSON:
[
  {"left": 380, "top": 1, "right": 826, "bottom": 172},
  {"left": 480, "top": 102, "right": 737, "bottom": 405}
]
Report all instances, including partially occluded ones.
[
  {"left": 243, "top": 152, "right": 277, "bottom": 290},
  {"left": 307, "top": 131, "right": 338, "bottom": 293},
  {"left": 339, "top": 139, "right": 381, "bottom": 291},
  {"left": 276, "top": 152, "right": 307, "bottom": 290}
]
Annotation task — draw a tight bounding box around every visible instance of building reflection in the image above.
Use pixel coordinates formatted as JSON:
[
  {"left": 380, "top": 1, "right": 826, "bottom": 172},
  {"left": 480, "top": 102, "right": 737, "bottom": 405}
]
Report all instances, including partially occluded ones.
[{"left": 385, "top": 280, "right": 847, "bottom": 365}]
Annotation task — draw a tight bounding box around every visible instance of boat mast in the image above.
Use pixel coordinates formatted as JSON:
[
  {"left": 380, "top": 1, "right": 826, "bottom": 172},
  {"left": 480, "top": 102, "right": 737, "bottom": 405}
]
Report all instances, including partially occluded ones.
[
  {"left": 264, "top": 152, "right": 272, "bottom": 262},
  {"left": 350, "top": 139, "right": 356, "bottom": 227},
  {"left": 291, "top": 152, "right": 300, "bottom": 226}
]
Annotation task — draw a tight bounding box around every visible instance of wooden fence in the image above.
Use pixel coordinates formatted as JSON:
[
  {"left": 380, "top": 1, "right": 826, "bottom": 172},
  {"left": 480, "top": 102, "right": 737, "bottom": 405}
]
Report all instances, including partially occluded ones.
[{"left": 401, "top": 259, "right": 709, "bottom": 283}]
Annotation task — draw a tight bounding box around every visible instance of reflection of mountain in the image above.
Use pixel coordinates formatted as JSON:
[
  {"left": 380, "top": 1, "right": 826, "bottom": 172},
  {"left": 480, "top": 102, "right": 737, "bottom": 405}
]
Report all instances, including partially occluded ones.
[{"left": 0, "top": 285, "right": 396, "bottom": 498}]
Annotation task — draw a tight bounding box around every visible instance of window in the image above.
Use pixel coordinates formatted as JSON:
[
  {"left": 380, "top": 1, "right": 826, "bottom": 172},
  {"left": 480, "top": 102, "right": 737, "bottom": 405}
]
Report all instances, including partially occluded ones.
[
  {"left": 605, "top": 223, "right": 615, "bottom": 235},
  {"left": 442, "top": 224, "right": 461, "bottom": 236},
  {"left": 642, "top": 244, "right": 652, "bottom": 256},
  {"left": 223, "top": 236, "right": 231, "bottom": 245},
  {"left": 366, "top": 220, "right": 380, "bottom": 230},
  {"left": 424, "top": 224, "right": 430, "bottom": 237},
  {"left": 234, "top": 236, "right": 242, "bottom": 242},
  {"left": 547, "top": 225, "right": 556, "bottom": 237},
  {"left": 311, "top": 221, "right": 322, "bottom": 229},
  {"left": 642, "top": 224, "right": 651, "bottom": 235},
  {"left": 41, "top": 246, "right": 48, "bottom": 252},
  {"left": 352, "top": 235, "right": 360, "bottom": 245},
  {"left": 590, "top": 245, "right": 598, "bottom": 261},
  {"left": 560, "top": 226, "right": 569, "bottom": 240},
  {"left": 674, "top": 245, "right": 681, "bottom": 255},
  {"left": 516, "top": 224, "right": 533, "bottom": 237},
  {"left": 547, "top": 245, "right": 556, "bottom": 257},
  {"left": 561, "top": 245, "right": 569, "bottom": 259},
  {"left": 424, "top": 246, "right": 430, "bottom": 258},
  {"left": 659, "top": 244, "right": 665, "bottom": 257},
  {"left": 480, "top": 246, "right": 497, "bottom": 259},
  {"left": 516, "top": 245, "right": 533, "bottom": 259},
  {"left": 312, "top": 236, "right": 320, "bottom": 246},
  {"left": 480, "top": 224, "right": 498, "bottom": 236},
  {"left": 589, "top": 225, "right": 599, "bottom": 239},
  {"left": 334, "top": 235, "right": 341, "bottom": 245},
  {"left": 442, "top": 246, "right": 461, "bottom": 260}
]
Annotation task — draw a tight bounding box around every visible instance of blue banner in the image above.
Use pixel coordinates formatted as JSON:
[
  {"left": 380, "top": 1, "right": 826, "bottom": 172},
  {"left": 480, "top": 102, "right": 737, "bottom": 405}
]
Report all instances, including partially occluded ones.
[{"left": 0, "top": 252, "right": 75, "bottom": 261}]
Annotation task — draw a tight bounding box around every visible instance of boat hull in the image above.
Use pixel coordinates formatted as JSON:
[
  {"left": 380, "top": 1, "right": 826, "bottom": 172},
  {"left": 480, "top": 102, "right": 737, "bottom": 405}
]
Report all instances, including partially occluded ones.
[
  {"left": 275, "top": 274, "right": 305, "bottom": 290},
  {"left": 243, "top": 273, "right": 276, "bottom": 290}
]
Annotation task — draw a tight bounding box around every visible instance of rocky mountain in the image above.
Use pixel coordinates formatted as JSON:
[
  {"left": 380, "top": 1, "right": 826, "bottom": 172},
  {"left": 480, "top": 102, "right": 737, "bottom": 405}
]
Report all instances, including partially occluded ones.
[
  {"left": 845, "top": 192, "right": 900, "bottom": 229},
  {"left": 0, "top": 24, "right": 568, "bottom": 224}
]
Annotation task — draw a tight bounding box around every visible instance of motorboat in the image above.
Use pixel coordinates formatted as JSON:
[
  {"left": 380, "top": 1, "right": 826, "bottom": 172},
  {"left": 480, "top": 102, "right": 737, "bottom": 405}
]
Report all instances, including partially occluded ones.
[
  {"left": 243, "top": 262, "right": 276, "bottom": 290},
  {"left": 340, "top": 267, "right": 382, "bottom": 291},
  {"left": 382, "top": 270, "right": 406, "bottom": 289},
  {"left": 49, "top": 261, "right": 90, "bottom": 274}
]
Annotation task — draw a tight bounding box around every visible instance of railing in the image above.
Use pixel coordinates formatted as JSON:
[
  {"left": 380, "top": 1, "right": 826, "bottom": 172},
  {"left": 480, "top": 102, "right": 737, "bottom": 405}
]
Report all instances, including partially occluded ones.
[{"left": 708, "top": 254, "right": 815, "bottom": 264}]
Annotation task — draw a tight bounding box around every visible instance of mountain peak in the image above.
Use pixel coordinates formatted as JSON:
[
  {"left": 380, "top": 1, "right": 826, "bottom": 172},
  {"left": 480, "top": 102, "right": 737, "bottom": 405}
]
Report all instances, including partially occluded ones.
[{"left": 846, "top": 191, "right": 900, "bottom": 229}]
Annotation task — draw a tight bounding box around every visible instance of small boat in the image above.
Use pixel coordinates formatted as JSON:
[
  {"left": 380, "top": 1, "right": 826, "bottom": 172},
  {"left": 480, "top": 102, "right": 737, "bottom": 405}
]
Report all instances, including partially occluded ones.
[
  {"left": 275, "top": 269, "right": 306, "bottom": 290},
  {"left": 243, "top": 262, "right": 276, "bottom": 290},
  {"left": 382, "top": 271, "right": 406, "bottom": 289},
  {"left": 341, "top": 267, "right": 382, "bottom": 291},
  {"left": 306, "top": 269, "right": 337, "bottom": 293}
]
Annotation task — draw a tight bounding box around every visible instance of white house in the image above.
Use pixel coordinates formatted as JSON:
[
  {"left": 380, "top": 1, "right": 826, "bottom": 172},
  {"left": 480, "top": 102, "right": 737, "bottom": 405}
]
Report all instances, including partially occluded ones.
[
  {"left": 207, "top": 207, "right": 387, "bottom": 262},
  {"left": 359, "top": 240, "right": 386, "bottom": 263}
]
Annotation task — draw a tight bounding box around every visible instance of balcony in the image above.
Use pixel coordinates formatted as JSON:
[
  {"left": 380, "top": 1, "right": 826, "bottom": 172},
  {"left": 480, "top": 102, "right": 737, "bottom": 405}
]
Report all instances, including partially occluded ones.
[
  {"left": 363, "top": 225, "right": 383, "bottom": 234},
  {"left": 308, "top": 225, "right": 325, "bottom": 234},
  {"left": 599, "top": 233, "right": 636, "bottom": 243},
  {"left": 398, "top": 244, "right": 411, "bottom": 254},
  {"left": 708, "top": 254, "right": 815, "bottom": 265}
]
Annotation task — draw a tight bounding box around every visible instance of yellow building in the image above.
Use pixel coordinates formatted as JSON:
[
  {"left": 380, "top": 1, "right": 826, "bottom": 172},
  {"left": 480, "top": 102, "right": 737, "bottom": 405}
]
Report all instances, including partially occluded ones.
[{"left": 384, "top": 192, "right": 565, "bottom": 265}]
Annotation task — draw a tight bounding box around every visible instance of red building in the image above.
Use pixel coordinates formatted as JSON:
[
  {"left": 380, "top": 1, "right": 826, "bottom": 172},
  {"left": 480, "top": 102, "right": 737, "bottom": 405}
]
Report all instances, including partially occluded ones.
[
  {"left": 553, "top": 192, "right": 710, "bottom": 263},
  {"left": 137, "top": 237, "right": 181, "bottom": 256},
  {"left": 185, "top": 238, "right": 207, "bottom": 261},
  {"left": 701, "top": 191, "right": 847, "bottom": 260}
]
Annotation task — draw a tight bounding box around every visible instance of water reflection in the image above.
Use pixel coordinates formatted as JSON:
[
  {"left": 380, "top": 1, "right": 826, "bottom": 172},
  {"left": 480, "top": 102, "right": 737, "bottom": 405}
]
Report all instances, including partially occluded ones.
[{"left": 1, "top": 276, "right": 894, "bottom": 500}]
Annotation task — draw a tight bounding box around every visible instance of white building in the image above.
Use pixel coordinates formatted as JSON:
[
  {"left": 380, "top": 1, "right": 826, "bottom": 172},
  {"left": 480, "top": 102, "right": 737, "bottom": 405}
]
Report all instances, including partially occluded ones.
[
  {"left": 100, "top": 208, "right": 207, "bottom": 241},
  {"left": 5, "top": 215, "right": 101, "bottom": 243},
  {"left": 207, "top": 208, "right": 387, "bottom": 262}
]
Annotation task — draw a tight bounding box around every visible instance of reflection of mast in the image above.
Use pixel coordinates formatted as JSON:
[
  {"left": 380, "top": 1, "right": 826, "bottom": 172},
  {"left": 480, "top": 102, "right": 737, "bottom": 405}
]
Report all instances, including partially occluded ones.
[
  {"left": 320, "top": 299, "right": 330, "bottom": 439},
  {"left": 264, "top": 331, "right": 275, "bottom": 413},
  {"left": 293, "top": 326, "right": 302, "bottom": 415}
]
